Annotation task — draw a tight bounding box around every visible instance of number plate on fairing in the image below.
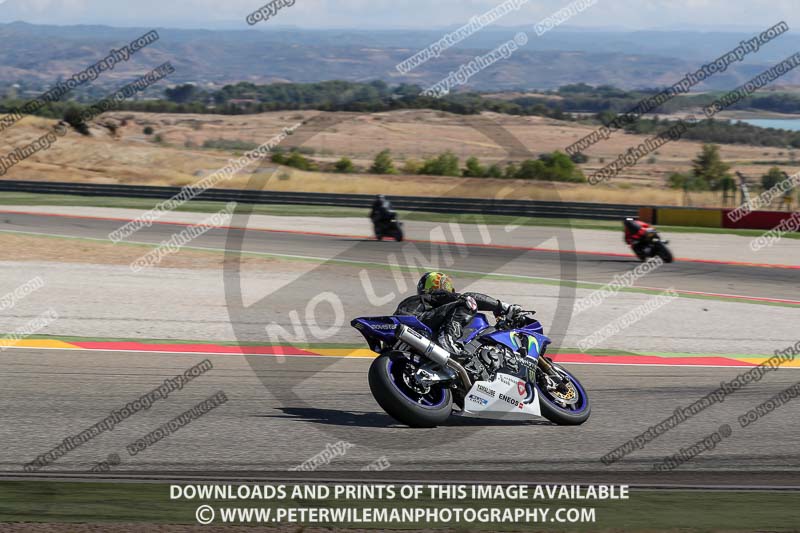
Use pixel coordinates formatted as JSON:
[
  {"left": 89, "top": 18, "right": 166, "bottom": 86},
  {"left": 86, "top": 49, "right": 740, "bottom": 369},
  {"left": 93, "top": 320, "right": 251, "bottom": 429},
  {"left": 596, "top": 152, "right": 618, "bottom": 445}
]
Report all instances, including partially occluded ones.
[{"left": 459, "top": 373, "right": 541, "bottom": 418}]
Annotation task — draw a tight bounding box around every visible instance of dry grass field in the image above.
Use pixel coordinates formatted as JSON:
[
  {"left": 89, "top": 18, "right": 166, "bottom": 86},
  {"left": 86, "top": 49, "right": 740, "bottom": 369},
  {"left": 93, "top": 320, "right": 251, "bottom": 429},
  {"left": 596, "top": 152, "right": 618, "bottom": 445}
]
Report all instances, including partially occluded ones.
[{"left": 0, "top": 109, "right": 794, "bottom": 207}]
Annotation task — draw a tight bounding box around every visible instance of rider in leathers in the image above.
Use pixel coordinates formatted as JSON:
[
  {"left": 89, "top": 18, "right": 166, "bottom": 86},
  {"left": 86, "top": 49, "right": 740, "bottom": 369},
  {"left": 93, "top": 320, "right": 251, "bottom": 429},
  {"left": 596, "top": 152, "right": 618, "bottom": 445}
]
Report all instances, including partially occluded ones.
[
  {"left": 394, "top": 272, "right": 521, "bottom": 360},
  {"left": 370, "top": 195, "right": 394, "bottom": 226}
]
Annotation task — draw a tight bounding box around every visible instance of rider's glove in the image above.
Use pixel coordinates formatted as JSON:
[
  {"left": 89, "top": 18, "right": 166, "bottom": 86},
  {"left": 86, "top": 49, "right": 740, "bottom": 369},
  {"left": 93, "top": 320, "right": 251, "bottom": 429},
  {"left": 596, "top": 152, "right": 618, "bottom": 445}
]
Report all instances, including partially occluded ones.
[{"left": 497, "top": 301, "right": 522, "bottom": 319}]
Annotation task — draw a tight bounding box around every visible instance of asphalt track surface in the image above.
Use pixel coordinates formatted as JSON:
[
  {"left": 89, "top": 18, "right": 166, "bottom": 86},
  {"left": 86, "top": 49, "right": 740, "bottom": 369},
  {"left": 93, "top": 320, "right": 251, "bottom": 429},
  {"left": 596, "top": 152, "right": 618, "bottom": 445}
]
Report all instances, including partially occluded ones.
[
  {"left": 1, "top": 211, "right": 799, "bottom": 486},
  {"left": 1, "top": 211, "right": 798, "bottom": 302}
]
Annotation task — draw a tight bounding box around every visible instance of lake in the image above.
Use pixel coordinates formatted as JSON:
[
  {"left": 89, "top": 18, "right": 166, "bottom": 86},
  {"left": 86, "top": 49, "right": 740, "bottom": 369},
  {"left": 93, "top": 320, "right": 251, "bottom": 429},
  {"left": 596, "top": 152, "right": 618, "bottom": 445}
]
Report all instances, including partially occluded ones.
[{"left": 738, "top": 118, "right": 800, "bottom": 131}]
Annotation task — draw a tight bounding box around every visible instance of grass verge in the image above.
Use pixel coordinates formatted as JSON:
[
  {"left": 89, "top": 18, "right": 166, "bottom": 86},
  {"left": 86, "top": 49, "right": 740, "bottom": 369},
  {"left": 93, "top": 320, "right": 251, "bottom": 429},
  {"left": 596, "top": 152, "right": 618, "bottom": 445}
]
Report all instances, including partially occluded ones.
[{"left": 0, "top": 481, "right": 798, "bottom": 531}]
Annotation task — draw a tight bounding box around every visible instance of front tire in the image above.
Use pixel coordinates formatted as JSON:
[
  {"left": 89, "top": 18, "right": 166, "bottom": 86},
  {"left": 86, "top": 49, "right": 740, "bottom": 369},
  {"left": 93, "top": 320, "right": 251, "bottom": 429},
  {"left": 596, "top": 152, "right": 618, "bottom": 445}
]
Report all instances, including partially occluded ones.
[
  {"left": 368, "top": 354, "right": 452, "bottom": 428},
  {"left": 536, "top": 362, "right": 591, "bottom": 425}
]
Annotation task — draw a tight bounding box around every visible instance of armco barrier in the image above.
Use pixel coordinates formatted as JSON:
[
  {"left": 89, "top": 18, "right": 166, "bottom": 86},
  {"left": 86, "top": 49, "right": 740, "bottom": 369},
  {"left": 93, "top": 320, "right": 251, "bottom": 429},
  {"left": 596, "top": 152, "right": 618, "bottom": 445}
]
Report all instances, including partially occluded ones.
[{"left": 0, "top": 180, "right": 639, "bottom": 220}]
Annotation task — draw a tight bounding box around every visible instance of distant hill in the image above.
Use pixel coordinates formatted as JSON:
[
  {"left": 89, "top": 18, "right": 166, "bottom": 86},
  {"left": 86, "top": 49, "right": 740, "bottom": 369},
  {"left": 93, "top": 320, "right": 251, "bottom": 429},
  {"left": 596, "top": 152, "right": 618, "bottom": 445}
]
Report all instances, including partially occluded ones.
[{"left": 2, "top": 21, "right": 800, "bottom": 92}]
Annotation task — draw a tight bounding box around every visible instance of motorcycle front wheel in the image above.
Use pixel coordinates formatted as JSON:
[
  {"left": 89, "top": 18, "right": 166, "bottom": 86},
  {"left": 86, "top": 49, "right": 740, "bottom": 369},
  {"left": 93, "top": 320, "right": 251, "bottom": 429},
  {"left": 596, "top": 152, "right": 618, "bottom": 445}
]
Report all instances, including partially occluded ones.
[
  {"left": 368, "top": 353, "right": 452, "bottom": 428},
  {"left": 535, "top": 361, "right": 591, "bottom": 425}
]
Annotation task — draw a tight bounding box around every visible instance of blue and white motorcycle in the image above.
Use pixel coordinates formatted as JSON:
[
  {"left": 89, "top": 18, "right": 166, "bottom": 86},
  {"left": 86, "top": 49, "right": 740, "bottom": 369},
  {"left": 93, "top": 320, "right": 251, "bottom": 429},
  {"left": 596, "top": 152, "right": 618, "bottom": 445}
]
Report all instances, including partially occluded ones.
[{"left": 351, "top": 311, "right": 591, "bottom": 428}]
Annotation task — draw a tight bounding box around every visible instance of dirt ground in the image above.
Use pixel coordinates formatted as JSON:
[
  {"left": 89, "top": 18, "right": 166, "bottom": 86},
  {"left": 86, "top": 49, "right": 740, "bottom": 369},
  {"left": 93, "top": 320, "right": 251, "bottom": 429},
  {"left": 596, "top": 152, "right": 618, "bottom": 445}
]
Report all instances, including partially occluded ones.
[{"left": 1, "top": 110, "right": 793, "bottom": 207}]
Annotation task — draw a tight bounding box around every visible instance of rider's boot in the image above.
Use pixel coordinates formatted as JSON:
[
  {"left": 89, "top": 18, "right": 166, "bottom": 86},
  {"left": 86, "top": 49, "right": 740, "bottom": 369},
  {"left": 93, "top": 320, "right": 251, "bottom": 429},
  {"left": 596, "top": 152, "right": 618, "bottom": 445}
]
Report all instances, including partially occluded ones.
[{"left": 437, "top": 322, "right": 468, "bottom": 361}]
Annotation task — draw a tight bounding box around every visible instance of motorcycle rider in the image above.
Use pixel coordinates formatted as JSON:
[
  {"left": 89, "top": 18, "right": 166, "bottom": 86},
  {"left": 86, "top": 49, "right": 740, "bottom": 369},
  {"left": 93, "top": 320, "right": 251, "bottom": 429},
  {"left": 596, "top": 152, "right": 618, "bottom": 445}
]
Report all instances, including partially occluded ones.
[
  {"left": 370, "top": 194, "right": 395, "bottom": 228},
  {"left": 623, "top": 217, "right": 653, "bottom": 255},
  {"left": 394, "top": 272, "right": 522, "bottom": 361}
]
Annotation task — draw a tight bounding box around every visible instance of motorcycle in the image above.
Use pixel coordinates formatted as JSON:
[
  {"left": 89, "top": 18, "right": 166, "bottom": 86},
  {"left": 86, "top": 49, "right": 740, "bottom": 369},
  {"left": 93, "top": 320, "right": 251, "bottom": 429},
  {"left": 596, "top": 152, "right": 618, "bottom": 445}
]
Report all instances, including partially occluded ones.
[
  {"left": 373, "top": 212, "right": 404, "bottom": 242},
  {"left": 351, "top": 310, "right": 591, "bottom": 428},
  {"left": 632, "top": 228, "right": 673, "bottom": 263}
]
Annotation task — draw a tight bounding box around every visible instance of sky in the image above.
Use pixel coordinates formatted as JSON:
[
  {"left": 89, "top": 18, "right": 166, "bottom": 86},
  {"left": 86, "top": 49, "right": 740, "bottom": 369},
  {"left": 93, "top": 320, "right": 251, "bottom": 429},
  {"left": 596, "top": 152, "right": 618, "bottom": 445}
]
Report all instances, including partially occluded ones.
[{"left": 0, "top": 0, "right": 797, "bottom": 31}]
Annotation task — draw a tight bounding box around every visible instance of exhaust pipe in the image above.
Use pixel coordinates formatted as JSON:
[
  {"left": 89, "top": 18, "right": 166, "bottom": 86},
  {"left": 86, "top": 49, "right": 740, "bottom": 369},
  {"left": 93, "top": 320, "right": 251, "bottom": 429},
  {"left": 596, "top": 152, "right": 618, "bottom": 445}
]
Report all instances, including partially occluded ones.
[
  {"left": 395, "top": 325, "right": 473, "bottom": 389},
  {"left": 446, "top": 358, "right": 473, "bottom": 390},
  {"left": 396, "top": 325, "right": 450, "bottom": 366}
]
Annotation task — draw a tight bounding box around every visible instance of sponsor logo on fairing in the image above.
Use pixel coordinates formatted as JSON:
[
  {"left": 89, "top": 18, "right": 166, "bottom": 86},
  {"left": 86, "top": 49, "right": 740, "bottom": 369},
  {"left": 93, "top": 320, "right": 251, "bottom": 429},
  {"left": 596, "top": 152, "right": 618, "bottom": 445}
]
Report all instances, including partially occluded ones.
[
  {"left": 468, "top": 394, "right": 489, "bottom": 406},
  {"left": 517, "top": 381, "right": 527, "bottom": 397},
  {"left": 499, "top": 393, "right": 524, "bottom": 409},
  {"left": 477, "top": 384, "right": 496, "bottom": 397},
  {"left": 496, "top": 374, "right": 516, "bottom": 387}
]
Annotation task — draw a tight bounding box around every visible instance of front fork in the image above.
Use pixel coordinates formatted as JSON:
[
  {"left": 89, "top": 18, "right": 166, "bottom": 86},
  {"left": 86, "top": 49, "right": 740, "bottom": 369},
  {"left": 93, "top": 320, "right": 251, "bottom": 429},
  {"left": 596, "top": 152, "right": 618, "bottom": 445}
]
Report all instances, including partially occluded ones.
[{"left": 535, "top": 352, "right": 570, "bottom": 394}]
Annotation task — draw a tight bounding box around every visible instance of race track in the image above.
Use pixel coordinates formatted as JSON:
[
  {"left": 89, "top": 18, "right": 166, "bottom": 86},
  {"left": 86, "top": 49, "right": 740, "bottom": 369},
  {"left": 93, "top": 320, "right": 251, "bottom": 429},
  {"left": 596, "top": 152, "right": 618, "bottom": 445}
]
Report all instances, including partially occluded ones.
[
  {"left": 1, "top": 211, "right": 798, "bottom": 486},
  {"left": 1, "top": 210, "right": 797, "bottom": 301},
  {"left": 2, "top": 347, "right": 799, "bottom": 486}
]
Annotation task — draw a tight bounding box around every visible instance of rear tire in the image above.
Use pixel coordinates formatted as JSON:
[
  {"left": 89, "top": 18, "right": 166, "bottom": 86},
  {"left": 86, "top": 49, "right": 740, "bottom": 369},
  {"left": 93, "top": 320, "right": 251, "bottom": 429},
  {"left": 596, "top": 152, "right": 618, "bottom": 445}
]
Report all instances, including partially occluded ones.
[
  {"left": 368, "top": 354, "right": 452, "bottom": 428},
  {"left": 655, "top": 242, "right": 674, "bottom": 263}
]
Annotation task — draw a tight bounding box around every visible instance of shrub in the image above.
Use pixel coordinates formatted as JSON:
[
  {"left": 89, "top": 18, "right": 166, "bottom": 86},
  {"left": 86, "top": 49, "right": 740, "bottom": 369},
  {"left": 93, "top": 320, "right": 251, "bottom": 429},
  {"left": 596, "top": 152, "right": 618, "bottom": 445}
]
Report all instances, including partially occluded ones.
[
  {"left": 63, "top": 106, "right": 90, "bottom": 136},
  {"left": 512, "top": 151, "right": 586, "bottom": 182},
  {"left": 370, "top": 149, "right": 396, "bottom": 174},
  {"left": 284, "top": 151, "right": 314, "bottom": 170},
  {"left": 419, "top": 151, "right": 460, "bottom": 176},
  {"left": 486, "top": 164, "right": 504, "bottom": 178},
  {"left": 401, "top": 159, "right": 422, "bottom": 175},
  {"left": 761, "top": 167, "right": 784, "bottom": 191},
  {"left": 463, "top": 156, "right": 487, "bottom": 177},
  {"left": 569, "top": 152, "right": 589, "bottom": 164},
  {"left": 334, "top": 157, "right": 355, "bottom": 173}
]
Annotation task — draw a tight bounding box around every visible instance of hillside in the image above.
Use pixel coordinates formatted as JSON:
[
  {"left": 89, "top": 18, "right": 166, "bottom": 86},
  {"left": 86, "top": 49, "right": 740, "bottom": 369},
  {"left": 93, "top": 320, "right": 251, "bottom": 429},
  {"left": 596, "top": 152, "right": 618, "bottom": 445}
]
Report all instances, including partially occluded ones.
[
  {"left": 0, "top": 109, "right": 794, "bottom": 207},
  {"left": 3, "top": 22, "right": 800, "bottom": 92}
]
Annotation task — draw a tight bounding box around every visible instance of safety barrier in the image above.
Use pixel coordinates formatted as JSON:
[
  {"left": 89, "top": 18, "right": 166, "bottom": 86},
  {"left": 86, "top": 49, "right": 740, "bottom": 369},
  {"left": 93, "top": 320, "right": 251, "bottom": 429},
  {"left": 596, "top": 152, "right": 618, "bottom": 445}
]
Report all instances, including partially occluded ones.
[{"left": 0, "top": 180, "right": 638, "bottom": 220}]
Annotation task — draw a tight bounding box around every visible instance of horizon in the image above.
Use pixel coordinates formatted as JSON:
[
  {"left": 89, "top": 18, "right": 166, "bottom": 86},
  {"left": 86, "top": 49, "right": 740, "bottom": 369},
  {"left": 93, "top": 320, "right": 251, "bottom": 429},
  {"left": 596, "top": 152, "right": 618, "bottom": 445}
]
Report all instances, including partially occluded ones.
[{"left": 0, "top": 0, "right": 797, "bottom": 32}]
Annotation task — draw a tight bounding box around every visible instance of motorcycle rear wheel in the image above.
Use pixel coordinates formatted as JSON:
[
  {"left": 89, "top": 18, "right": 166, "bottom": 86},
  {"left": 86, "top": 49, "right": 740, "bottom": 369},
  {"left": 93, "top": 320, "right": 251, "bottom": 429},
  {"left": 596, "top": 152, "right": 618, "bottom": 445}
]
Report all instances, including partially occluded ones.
[
  {"left": 654, "top": 242, "right": 674, "bottom": 263},
  {"left": 368, "top": 353, "right": 452, "bottom": 428}
]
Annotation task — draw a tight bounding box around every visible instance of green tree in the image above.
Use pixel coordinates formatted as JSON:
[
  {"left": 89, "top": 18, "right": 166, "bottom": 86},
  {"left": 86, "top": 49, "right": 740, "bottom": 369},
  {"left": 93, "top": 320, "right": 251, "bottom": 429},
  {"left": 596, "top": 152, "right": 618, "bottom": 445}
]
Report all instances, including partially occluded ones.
[
  {"left": 761, "top": 167, "right": 784, "bottom": 191},
  {"left": 515, "top": 159, "right": 545, "bottom": 180},
  {"left": 63, "top": 106, "right": 90, "bottom": 135},
  {"left": 691, "top": 144, "right": 731, "bottom": 191},
  {"left": 143, "top": 126, "right": 154, "bottom": 135},
  {"left": 486, "top": 164, "right": 504, "bottom": 178},
  {"left": 419, "top": 151, "right": 460, "bottom": 176},
  {"left": 334, "top": 157, "right": 355, "bottom": 173},
  {"left": 370, "top": 149, "right": 396, "bottom": 174},
  {"left": 504, "top": 162, "right": 519, "bottom": 179},
  {"left": 510, "top": 152, "right": 585, "bottom": 182},
  {"left": 164, "top": 84, "right": 199, "bottom": 104},
  {"left": 667, "top": 172, "right": 707, "bottom": 191},
  {"left": 463, "top": 156, "right": 487, "bottom": 177}
]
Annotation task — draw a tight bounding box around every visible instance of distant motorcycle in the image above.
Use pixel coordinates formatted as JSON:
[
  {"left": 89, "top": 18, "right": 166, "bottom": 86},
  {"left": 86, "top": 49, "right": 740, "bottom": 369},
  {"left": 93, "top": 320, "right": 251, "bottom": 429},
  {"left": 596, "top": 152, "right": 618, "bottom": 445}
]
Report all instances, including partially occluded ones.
[
  {"left": 632, "top": 228, "right": 673, "bottom": 263},
  {"left": 373, "top": 213, "right": 404, "bottom": 242},
  {"left": 351, "top": 310, "right": 590, "bottom": 428}
]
